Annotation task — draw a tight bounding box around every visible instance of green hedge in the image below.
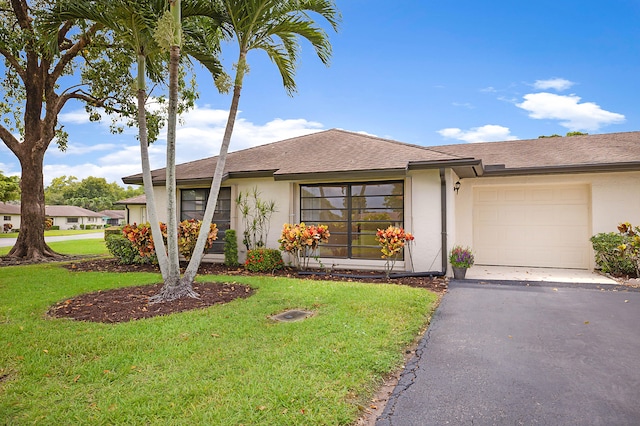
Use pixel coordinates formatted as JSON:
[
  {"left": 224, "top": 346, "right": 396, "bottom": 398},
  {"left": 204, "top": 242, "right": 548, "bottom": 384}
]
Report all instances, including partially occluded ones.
[
  {"left": 104, "top": 226, "right": 123, "bottom": 241},
  {"left": 105, "top": 234, "right": 151, "bottom": 265},
  {"left": 224, "top": 229, "right": 239, "bottom": 266}
]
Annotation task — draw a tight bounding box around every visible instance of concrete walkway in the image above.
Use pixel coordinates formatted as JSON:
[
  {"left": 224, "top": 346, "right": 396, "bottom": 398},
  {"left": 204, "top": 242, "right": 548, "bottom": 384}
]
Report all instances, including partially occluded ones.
[
  {"left": 377, "top": 281, "right": 640, "bottom": 425},
  {"left": 0, "top": 232, "right": 104, "bottom": 247},
  {"left": 466, "top": 264, "right": 618, "bottom": 285}
]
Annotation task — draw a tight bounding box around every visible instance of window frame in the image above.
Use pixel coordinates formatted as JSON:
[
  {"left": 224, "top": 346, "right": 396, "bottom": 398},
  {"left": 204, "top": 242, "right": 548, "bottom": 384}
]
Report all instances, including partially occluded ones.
[
  {"left": 300, "top": 181, "right": 405, "bottom": 260},
  {"left": 180, "top": 187, "right": 232, "bottom": 254}
]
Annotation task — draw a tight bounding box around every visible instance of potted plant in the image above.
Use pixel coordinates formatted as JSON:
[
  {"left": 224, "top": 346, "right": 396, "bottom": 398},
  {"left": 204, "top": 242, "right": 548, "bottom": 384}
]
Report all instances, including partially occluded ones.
[{"left": 449, "top": 245, "right": 474, "bottom": 279}]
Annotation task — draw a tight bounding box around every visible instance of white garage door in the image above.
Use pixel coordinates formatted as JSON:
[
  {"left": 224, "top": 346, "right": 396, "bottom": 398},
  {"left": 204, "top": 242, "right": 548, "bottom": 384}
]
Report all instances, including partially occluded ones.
[{"left": 473, "top": 185, "right": 591, "bottom": 269}]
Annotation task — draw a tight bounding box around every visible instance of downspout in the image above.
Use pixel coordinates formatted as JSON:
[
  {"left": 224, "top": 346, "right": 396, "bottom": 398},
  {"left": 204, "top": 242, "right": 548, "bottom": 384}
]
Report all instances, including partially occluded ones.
[
  {"left": 125, "top": 206, "right": 130, "bottom": 224},
  {"left": 440, "top": 168, "right": 448, "bottom": 275}
]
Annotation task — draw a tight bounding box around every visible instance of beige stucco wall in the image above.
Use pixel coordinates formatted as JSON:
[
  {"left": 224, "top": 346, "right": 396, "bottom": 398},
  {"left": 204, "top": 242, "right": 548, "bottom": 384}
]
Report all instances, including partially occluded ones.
[
  {"left": 453, "top": 171, "right": 640, "bottom": 270},
  {"left": 48, "top": 216, "right": 105, "bottom": 230},
  {"left": 2, "top": 215, "right": 20, "bottom": 232},
  {"left": 122, "top": 173, "right": 454, "bottom": 271}
]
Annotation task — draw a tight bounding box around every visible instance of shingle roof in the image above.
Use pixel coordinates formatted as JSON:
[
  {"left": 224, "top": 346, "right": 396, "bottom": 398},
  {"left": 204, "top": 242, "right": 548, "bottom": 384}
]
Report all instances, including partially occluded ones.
[
  {"left": 0, "top": 202, "right": 21, "bottom": 215},
  {"left": 115, "top": 195, "right": 147, "bottom": 205},
  {"left": 45, "top": 205, "right": 103, "bottom": 217},
  {"left": 431, "top": 131, "right": 640, "bottom": 174},
  {"left": 122, "top": 129, "right": 464, "bottom": 185},
  {"left": 122, "top": 129, "right": 640, "bottom": 185},
  {"left": 98, "top": 210, "right": 126, "bottom": 219}
]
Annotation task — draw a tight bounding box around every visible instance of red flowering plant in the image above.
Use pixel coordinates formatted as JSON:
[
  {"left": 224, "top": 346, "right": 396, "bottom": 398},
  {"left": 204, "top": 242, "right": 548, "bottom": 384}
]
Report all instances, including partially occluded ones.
[
  {"left": 278, "top": 222, "right": 330, "bottom": 270},
  {"left": 376, "top": 226, "right": 415, "bottom": 278},
  {"left": 122, "top": 220, "right": 217, "bottom": 262}
]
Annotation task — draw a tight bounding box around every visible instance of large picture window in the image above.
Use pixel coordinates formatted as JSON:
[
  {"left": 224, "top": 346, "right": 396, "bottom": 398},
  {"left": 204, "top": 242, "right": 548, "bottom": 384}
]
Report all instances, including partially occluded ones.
[
  {"left": 300, "top": 181, "right": 404, "bottom": 259},
  {"left": 181, "top": 187, "right": 231, "bottom": 254}
]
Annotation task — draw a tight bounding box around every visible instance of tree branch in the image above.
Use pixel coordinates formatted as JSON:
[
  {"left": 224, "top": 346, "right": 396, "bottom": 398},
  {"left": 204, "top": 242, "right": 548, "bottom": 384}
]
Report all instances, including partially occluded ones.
[
  {"left": 0, "top": 123, "right": 21, "bottom": 156},
  {"left": 0, "top": 47, "right": 26, "bottom": 81},
  {"left": 50, "top": 23, "right": 101, "bottom": 83}
]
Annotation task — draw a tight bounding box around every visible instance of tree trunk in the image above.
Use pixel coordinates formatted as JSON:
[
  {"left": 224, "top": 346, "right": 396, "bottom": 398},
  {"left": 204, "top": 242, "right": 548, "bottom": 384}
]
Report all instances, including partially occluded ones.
[
  {"left": 182, "top": 51, "right": 247, "bottom": 285},
  {"left": 150, "top": 0, "right": 196, "bottom": 303},
  {"left": 135, "top": 53, "right": 169, "bottom": 281},
  {"left": 7, "top": 149, "right": 60, "bottom": 260}
]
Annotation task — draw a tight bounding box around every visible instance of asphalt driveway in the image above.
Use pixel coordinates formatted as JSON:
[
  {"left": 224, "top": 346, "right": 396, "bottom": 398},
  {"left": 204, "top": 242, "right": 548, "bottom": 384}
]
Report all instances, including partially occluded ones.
[{"left": 377, "top": 281, "right": 640, "bottom": 425}]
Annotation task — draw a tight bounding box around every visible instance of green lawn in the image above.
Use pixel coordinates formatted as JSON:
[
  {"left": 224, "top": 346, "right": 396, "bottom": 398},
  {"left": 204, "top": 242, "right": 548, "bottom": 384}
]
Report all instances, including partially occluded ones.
[
  {"left": 0, "top": 229, "right": 105, "bottom": 238},
  {"left": 0, "top": 261, "right": 438, "bottom": 425},
  {"left": 0, "top": 239, "right": 109, "bottom": 256}
]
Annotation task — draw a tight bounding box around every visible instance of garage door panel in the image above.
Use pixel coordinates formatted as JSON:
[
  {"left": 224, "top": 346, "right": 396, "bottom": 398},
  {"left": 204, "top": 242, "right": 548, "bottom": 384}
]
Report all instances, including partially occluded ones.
[
  {"left": 473, "top": 185, "right": 590, "bottom": 269},
  {"left": 505, "top": 189, "right": 526, "bottom": 201},
  {"left": 532, "top": 189, "right": 554, "bottom": 202}
]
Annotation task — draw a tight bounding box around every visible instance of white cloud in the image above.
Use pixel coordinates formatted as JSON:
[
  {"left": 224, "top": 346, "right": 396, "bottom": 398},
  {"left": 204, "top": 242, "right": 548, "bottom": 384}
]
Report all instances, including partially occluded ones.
[
  {"left": 58, "top": 110, "right": 92, "bottom": 124},
  {"left": 39, "top": 103, "right": 326, "bottom": 187},
  {"left": 533, "top": 78, "right": 574, "bottom": 91},
  {"left": 516, "top": 92, "right": 625, "bottom": 131},
  {"left": 452, "top": 102, "right": 474, "bottom": 109},
  {"left": 48, "top": 143, "right": 118, "bottom": 157},
  {"left": 437, "top": 125, "right": 517, "bottom": 143},
  {"left": 480, "top": 86, "right": 497, "bottom": 93}
]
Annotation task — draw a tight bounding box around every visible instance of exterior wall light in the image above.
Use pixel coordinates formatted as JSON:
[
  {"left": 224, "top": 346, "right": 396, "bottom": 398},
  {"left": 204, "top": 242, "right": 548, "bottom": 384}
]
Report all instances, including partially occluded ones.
[{"left": 454, "top": 181, "right": 461, "bottom": 194}]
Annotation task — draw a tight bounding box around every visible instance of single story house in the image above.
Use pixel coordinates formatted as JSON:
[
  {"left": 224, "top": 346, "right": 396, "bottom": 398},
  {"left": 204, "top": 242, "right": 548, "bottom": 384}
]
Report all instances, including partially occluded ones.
[
  {"left": 1, "top": 204, "right": 106, "bottom": 231},
  {"left": 114, "top": 195, "right": 147, "bottom": 225},
  {"left": 121, "top": 129, "right": 640, "bottom": 274},
  {"left": 0, "top": 202, "right": 21, "bottom": 232},
  {"left": 98, "top": 209, "right": 127, "bottom": 226},
  {"left": 45, "top": 205, "right": 105, "bottom": 230}
]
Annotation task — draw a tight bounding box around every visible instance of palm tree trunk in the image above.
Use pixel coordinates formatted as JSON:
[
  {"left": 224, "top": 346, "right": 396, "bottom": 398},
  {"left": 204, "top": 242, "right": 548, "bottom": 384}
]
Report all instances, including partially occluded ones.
[
  {"left": 181, "top": 52, "right": 247, "bottom": 285},
  {"left": 135, "top": 53, "right": 169, "bottom": 280},
  {"left": 152, "top": 0, "right": 197, "bottom": 302}
]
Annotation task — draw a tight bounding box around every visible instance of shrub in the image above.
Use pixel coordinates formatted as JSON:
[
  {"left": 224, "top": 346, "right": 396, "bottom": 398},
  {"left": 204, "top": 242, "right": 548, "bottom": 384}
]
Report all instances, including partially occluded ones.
[
  {"left": 236, "top": 187, "right": 277, "bottom": 250},
  {"left": 3, "top": 223, "right": 12, "bottom": 233},
  {"left": 44, "top": 218, "right": 53, "bottom": 230},
  {"left": 105, "top": 234, "right": 150, "bottom": 265},
  {"left": 615, "top": 222, "right": 640, "bottom": 277},
  {"left": 177, "top": 219, "right": 218, "bottom": 261},
  {"left": 122, "top": 220, "right": 218, "bottom": 261},
  {"left": 80, "top": 224, "right": 85, "bottom": 230},
  {"left": 376, "top": 226, "right": 415, "bottom": 278},
  {"left": 590, "top": 232, "right": 636, "bottom": 276},
  {"left": 224, "top": 229, "right": 239, "bottom": 266},
  {"left": 245, "top": 248, "right": 284, "bottom": 272},
  {"left": 278, "top": 223, "right": 330, "bottom": 270},
  {"left": 104, "top": 226, "right": 123, "bottom": 241},
  {"left": 50, "top": 225, "right": 59, "bottom": 230}
]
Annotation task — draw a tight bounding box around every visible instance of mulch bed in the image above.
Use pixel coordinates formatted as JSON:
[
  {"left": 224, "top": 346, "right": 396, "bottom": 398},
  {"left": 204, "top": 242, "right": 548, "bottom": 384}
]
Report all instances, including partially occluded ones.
[
  {"left": 40, "top": 258, "right": 447, "bottom": 324},
  {"left": 48, "top": 282, "right": 254, "bottom": 323}
]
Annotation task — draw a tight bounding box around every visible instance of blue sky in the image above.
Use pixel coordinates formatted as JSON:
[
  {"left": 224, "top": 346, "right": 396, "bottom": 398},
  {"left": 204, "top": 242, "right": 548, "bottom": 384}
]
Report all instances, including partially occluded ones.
[{"left": 1, "top": 0, "right": 639, "bottom": 187}]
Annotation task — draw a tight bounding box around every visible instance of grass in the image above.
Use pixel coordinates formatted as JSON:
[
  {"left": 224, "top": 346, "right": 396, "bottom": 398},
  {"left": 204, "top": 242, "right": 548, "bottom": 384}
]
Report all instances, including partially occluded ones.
[
  {"left": 0, "top": 239, "right": 109, "bottom": 256},
  {"left": 0, "top": 262, "right": 438, "bottom": 425},
  {"left": 0, "top": 229, "right": 105, "bottom": 238}
]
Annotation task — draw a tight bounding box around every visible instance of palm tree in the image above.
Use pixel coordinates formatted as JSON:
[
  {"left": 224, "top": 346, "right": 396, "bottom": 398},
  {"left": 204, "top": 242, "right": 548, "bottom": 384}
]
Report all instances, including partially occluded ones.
[
  {"left": 180, "top": 0, "right": 341, "bottom": 287},
  {"left": 50, "top": 0, "right": 227, "bottom": 295}
]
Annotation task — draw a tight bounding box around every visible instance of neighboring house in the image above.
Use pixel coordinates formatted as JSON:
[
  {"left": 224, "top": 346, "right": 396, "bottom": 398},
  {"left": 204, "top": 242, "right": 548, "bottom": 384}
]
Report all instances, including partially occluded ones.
[
  {"left": 114, "top": 195, "right": 147, "bottom": 225},
  {"left": 121, "top": 129, "right": 640, "bottom": 274},
  {"left": 0, "top": 202, "right": 21, "bottom": 232},
  {"left": 45, "top": 205, "right": 105, "bottom": 230},
  {"left": 99, "top": 209, "right": 127, "bottom": 226},
  {"left": 1, "top": 203, "right": 106, "bottom": 231}
]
